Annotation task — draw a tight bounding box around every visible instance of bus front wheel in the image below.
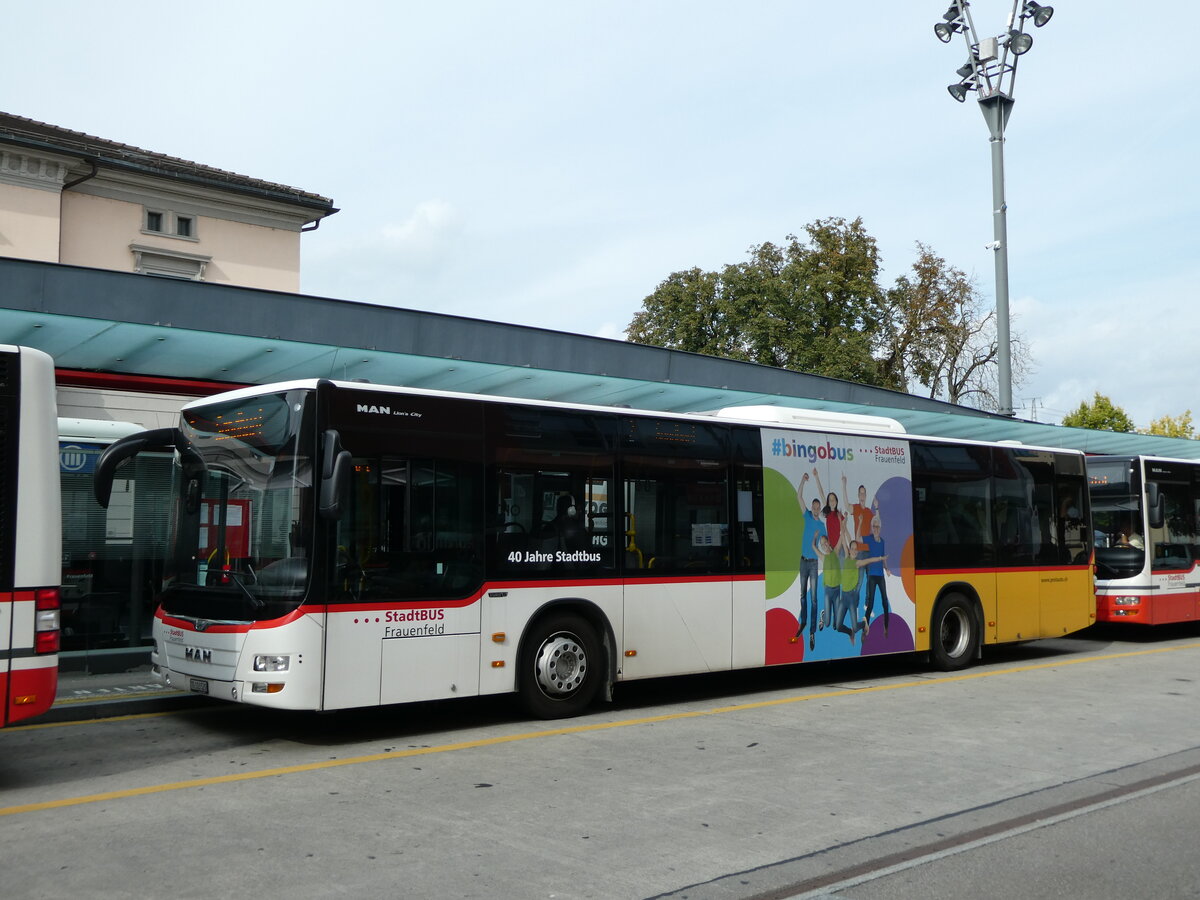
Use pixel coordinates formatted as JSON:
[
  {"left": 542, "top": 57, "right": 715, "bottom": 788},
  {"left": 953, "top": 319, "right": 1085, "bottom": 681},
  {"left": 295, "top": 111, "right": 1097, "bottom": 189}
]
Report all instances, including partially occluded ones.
[
  {"left": 519, "top": 613, "right": 602, "bottom": 719},
  {"left": 930, "top": 593, "right": 977, "bottom": 671}
]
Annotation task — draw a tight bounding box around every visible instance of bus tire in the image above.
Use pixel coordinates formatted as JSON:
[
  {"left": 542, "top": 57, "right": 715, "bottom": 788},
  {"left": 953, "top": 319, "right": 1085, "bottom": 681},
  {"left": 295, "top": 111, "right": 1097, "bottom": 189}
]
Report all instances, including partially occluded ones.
[
  {"left": 930, "top": 593, "right": 977, "bottom": 671},
  {"left": 518, "top": 612, "right": 603, "bottom": 719}
]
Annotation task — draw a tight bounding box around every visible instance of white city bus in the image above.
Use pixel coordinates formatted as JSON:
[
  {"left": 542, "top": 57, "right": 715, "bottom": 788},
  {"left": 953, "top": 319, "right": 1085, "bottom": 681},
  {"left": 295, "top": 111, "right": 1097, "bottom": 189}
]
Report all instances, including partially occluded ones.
[
  {"left": 0, "top": 345, "right": 62, "bottom": 727},
  {"left": 95, "top": 379, "right": 1094, "bottom": 718},
  {"left": 1089, "top": 455, "right": 1200, "bottom": 624}
]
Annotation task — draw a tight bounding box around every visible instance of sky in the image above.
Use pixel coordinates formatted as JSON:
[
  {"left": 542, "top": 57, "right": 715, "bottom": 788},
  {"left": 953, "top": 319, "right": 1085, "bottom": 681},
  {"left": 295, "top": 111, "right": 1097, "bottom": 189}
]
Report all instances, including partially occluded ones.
[{"left": 7, "top": 1, "right": 1198, "bottom": 427}]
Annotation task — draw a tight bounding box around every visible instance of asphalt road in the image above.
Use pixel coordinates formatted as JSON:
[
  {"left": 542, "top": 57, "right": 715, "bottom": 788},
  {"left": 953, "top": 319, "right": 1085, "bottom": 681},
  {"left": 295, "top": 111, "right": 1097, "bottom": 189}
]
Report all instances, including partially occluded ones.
[{"left": 3, "top": 623, "right": 1199, "bottom": 900}]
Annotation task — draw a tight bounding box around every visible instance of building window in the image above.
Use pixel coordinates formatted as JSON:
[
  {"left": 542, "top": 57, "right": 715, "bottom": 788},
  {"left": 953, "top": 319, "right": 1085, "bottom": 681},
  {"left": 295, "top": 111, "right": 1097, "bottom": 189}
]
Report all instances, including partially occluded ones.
[
  {"left": 142, "top": 208, "right": 198, "bottom": 241},
  {"left": 130, "top": 243, "right": 212, "bottom": 281}
]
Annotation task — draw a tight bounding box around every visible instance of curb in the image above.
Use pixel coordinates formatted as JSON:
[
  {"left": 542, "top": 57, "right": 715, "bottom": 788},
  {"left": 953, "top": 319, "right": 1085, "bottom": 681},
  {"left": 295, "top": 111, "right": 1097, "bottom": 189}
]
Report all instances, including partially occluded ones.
[{"left": 43, "top": 689, "right": 214, "bottom": 724}]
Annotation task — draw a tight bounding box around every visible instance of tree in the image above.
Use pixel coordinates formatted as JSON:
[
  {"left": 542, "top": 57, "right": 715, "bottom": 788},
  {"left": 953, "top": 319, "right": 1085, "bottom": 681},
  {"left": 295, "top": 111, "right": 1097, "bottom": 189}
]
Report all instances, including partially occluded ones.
[
  {"left": 1061, "top": 393, "right": 1135, "bottom": 432},
  {"left": 626, "top": 217, "right": 893, "bottom": 387},
  {"left": 627, "top": 223, "right": 1030, "bottom": 410},
  {"left": 1141, "top": 410, "right": 1195, "bottom": 439},
  {"left": 880, "top": 243, "right": 1029, "bottom": 410}
]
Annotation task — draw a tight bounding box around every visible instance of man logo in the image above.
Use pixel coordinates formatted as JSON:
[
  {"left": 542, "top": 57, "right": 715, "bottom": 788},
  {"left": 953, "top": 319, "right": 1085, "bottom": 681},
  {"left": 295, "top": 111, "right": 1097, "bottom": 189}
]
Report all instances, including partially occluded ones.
[
  {"left": 185, "top": 647, "right": 213, "bottom": 664},
  {"left": 356, "top": 404, "right": 391, "bottom": 415}
]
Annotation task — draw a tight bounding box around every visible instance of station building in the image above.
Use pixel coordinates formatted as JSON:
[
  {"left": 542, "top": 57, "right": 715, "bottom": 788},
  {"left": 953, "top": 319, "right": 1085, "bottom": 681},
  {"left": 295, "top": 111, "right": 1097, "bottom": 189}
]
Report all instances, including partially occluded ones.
[{"left": 3, "top": 112, "right": 1197, "bottom": 671}]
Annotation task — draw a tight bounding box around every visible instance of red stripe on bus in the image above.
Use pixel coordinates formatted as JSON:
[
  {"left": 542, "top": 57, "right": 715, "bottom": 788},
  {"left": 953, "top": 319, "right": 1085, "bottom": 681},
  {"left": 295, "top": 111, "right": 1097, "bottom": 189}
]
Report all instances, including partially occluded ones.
[
  {"left": 915, "top": 565, "right": 1092, "bottom": 576},
  {"left": 0, "top": 590, "right": 38, "bottom": 604},
  {"left": 156, "top": 604, "right": 311, "bottom": 634},
  {"left": 153, "top": 572, "right": 769, "bottom": 626}
]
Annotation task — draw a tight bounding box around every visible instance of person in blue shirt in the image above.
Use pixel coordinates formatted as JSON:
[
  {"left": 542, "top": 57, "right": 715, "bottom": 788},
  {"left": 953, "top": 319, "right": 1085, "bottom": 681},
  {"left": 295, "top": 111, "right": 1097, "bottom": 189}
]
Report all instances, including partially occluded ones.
[
  {"left": 862, "top": 514, "right": 891, "bottom": 636},
  {"left": 795, "top": 471, "right": 826, "bottom": 651}
]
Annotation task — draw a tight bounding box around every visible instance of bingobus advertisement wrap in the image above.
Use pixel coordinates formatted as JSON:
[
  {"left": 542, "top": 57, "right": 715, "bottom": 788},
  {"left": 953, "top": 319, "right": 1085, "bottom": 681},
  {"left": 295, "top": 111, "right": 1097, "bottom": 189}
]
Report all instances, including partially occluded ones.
[{"left": 762, "top": 429, "right": 916, "bottom": 665}]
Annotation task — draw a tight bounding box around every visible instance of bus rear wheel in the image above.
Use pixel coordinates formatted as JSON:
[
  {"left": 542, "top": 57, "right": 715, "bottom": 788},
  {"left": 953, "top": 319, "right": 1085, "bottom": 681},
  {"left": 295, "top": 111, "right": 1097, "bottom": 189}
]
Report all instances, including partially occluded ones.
[
  {"left": 930, "top": 593, "right": 977, "bottom": 671},
  {"left": 519, "top": 613, "right": 602, "bottom": 719}
]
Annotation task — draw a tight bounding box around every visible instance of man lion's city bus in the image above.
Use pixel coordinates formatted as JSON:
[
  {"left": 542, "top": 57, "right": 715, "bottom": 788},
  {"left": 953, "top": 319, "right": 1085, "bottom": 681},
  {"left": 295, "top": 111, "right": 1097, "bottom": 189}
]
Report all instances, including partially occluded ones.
[
  {"left": 1, "top": 345, "right": 61, "bottom": 727},
  {"left": 1089, "top": 455, "right": 1200, "bottom": 624},
  {"left": 95, "top": 379, "right": 1094, "bottom": 719}
]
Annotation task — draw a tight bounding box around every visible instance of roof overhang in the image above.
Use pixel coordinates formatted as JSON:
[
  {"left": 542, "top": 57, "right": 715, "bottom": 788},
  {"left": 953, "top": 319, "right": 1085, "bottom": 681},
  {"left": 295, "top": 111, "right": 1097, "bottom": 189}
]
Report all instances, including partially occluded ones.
[{"left": 3, "top": 257, "right": 1198, "bottom": 459}]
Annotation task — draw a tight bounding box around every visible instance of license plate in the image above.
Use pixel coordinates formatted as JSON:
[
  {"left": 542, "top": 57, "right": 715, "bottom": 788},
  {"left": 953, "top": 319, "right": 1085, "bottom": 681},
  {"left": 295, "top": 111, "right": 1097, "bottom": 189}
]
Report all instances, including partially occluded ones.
[{"left": 189, "top": 678, "right": 210, "bottom": 695}]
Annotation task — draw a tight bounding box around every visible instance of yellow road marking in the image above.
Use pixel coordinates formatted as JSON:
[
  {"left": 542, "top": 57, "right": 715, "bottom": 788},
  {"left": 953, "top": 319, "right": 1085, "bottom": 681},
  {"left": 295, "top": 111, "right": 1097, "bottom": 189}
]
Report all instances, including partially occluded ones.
[
  {"left": 3, "top": 641, "right": 1198, "bottom": 818},
  {"left": 7, "top": 709, "right": 195, "bottom": 732},
  {"left": 55, "top": 689, "right": 175, "bottom": 705}
]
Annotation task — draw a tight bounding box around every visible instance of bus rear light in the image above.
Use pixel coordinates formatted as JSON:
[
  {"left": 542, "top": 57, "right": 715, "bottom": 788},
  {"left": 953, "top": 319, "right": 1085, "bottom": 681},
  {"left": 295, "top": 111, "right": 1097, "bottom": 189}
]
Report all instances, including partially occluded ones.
[
  {"left": 253, "top": 654, "right": 290, "bottom": 672},
  {"left": 34, "top": 588, "right": 60, "bottom": 654},
  {"left": 251, "top": 682, "right": 285, "bottom": 694}
]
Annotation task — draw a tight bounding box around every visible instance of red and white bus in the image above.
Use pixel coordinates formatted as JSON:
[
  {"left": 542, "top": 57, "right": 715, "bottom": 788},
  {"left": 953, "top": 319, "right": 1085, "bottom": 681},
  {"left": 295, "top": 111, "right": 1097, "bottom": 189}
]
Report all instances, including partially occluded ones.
[
  {"left": 0, "top": 345, "right": 62, "bottom": 727},
  {"left": 96, "top": 379, "right": 1094, "bottom": 718},
  {"left": 1089, "top": 455, "right": 1200, "bottom": 624}
]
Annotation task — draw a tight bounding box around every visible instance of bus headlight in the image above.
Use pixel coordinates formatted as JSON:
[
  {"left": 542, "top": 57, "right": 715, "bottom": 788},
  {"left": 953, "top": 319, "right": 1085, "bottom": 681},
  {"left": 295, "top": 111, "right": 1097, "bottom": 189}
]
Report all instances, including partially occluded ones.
[
  {"left": 1112, "top": 597, "right": 1141, "bottom": 607},
  {"left": 253, "top": 654, "right": 290, "bottom": 672}
]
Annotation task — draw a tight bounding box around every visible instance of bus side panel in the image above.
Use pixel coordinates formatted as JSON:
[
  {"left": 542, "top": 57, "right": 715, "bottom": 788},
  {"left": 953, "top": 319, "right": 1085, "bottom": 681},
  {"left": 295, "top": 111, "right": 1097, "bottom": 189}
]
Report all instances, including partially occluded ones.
[
  {"left": 1149, "top": 569, "right": 1200, "bottom": 624},
  {"left": 323, "top": 608, "right": 383, "bottom": 710},
  {"left": 622, "top": 578, "right": 732, "bottom": 680},
  {"left": 5, "top": 657, "right": 57, "bottom": 724},
  {"left": 995, "top": 569, "right": 1040, "bottom": 642},
  {"left": 761, "top": 428, "right": 918, "bottom": 664},
  {"left": 1151, "top": 592, "right": 1200, "bottom": 624},
  {"left": 732, "top": 576, "right": 767, "bottom": 669},
  {"left": 382, "top": 633, "right": 480, "bottom": 705},
  {"left": 324, "top": 602, "right": 481, "bottom": 710},
  {"left": 13, "top": 348, "right": 60, "bottom": 593},
  {"left": 2, "top": 593, "right": 57, "bottom": 724},
  {"left": 1038, "top": 566, "right": 1096, "bottom": 636}
]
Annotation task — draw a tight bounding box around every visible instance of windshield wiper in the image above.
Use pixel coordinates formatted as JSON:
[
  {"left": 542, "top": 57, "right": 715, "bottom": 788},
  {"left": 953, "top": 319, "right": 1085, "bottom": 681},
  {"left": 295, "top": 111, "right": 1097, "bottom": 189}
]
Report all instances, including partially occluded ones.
[{"left": 224, "top": 570, "right": 265, "bottom": 610}]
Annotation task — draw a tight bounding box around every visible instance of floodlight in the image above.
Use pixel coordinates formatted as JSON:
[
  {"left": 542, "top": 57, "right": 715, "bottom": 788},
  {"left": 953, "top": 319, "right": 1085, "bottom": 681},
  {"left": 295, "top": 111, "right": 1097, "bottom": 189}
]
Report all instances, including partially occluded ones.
[
  {"left": 947, "top": 82, "right": 970, "bottom": 102},
  {"left": 956, "top": 61, "right": 975, "bottom": 78},
  {"left": 1024, "top": 2, "right": 1054, "bottom": 27},
  {"left": 934, "top": 22, "right": 957, "bottom": 42},
  {"left": 1009, "top": 31, "right": 1033, "bottom": 55}
]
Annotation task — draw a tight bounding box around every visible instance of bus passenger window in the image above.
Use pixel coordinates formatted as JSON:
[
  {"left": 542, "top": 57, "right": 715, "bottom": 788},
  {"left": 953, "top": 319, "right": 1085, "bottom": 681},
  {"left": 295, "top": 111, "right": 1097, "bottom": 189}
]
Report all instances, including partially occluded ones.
[{"left": 623, "top": 461, "right": 730, "bottom": 576}]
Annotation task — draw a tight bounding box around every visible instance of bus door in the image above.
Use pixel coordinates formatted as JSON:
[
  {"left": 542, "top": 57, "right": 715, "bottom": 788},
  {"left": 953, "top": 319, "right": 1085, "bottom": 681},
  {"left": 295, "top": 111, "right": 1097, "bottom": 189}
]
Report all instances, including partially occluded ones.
[
  {"left": 1044, "top": 455, "right": 1093, "bottom": 633},
  {"left": 1144, "top": 462, "right": 1200, "bottom": 622},
  {"left": 317, "top": 384, "right": 490, "bottom": 709},
  {"left": 995, "top": 450, "right": 1090, "bottom": 639},
  {"left": 913, "top": 442, "right": 1000, "bottom": 642},
  {"left": 620, "top": 423, "right": 734, "bottom": 679}
]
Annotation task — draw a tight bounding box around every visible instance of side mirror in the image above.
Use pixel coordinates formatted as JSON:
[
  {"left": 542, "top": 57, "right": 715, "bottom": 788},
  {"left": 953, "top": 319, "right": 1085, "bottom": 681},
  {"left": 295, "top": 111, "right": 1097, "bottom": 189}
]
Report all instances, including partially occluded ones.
[
  {"left": 1146, "top": 482, "right": 1165, "bottom": 530},
  {"left": 95, "top": 427, "right": 186, "bottom": 508},
  {"left": 318, "top": 430, "right": 352, "bottom": 519}
]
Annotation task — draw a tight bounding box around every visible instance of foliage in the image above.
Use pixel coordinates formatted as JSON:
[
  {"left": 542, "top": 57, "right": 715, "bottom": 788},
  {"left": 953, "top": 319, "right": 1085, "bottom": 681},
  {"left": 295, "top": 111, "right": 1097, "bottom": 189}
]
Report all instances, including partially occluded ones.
[
  {"left": 626, "top": 222, "right": 1029, "bottom": 409},
  {"left": 1061, "top": 393, "right": 1136, "bottom": 432},
  {"left": 1140, "top": 410, "right": 1195, "bottom": 439},
  {"left": 627, "top": 217, "right": 890, "bottom": 386},
  {"left": 880, "top": 243, "right": 1028, "bottom": 409}
]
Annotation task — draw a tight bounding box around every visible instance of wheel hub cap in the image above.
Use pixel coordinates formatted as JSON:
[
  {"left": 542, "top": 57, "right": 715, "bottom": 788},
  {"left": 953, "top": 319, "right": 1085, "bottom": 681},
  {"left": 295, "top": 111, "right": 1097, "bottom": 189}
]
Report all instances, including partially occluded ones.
[{"left": 535, "top": 633, "right": 587, "bottom": 696}]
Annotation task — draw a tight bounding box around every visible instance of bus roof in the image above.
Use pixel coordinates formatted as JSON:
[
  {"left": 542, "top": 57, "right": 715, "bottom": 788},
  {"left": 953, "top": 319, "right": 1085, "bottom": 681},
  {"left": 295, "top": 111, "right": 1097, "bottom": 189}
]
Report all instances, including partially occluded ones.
[{"left": 180, "top": 378, "right": 1085, "bottom": 459}]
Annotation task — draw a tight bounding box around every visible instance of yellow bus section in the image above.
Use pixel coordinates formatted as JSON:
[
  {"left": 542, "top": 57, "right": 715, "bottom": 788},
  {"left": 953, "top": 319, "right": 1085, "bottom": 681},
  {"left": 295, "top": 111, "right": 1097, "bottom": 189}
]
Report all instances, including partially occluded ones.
[{"left": 910, "top": 566, "right": 1095, "bottom": 653}]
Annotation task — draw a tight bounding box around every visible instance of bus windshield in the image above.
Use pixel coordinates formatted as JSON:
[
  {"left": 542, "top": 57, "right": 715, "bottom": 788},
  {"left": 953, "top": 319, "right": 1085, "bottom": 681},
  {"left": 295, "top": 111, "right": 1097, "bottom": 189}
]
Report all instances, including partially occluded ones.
[
  {"left": 1088, "top": 458, "right": 1145, "bottom": 579},
  {"left": 160, "top": 390, "right": 313, "bottom": 622}
]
